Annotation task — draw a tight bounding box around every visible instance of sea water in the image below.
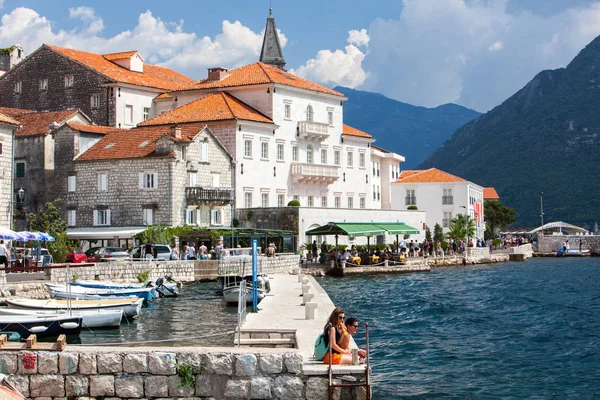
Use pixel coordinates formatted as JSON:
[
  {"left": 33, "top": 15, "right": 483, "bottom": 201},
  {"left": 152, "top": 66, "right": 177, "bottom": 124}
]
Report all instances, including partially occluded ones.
[{"left": 318, "top": 258, "right": 600, "bottom": 399}]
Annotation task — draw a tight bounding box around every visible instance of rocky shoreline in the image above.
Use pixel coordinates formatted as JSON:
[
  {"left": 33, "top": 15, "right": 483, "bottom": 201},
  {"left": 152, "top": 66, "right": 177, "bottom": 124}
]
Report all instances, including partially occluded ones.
[{"left": 0, "top": 282, "right": 50, "bottom": 302}]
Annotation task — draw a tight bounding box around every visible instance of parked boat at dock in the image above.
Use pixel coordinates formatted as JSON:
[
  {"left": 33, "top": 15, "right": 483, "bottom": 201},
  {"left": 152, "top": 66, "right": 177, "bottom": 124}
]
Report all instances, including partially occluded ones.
[
  {"left": 0, "top": 314, "right": 82, "bottom": 338},
  {"left": 221, "top": 275, "right": 270, "bottom": 304},
  {"left": 45, "top": 283, "right": 155, "bottom": 301},
  {"left": 5, "top": 298, "right": 143, "bottom": 317},
  {"left": 0, "top": 308, "right": 123, "bottom": 329},
  {"left": 70, "top": 277, "right": 179, "bottom": 296}
]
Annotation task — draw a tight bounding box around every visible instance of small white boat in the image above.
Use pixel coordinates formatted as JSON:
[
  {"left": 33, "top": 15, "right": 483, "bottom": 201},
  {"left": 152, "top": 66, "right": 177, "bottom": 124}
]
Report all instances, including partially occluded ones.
[
  {"left": 223, "top": 286, "right": 266, "bottom": 303},
  {"left": 71, "top": 278, "right": 179, "bottom": 295},
  {"left": 0, "top": 308, "right": 123, "bottom": 329},
  {"left": 0, "top": 314, "right": 82, "bottom": 338},
  {"left": 5, "top": 298, "right": 143, "bottom": 317},
  {"left": 221, "top": 275, "right": 270, "bottom": 304},
  {"left": 46, "top": 283, "right": 155, "bottom": 301}
]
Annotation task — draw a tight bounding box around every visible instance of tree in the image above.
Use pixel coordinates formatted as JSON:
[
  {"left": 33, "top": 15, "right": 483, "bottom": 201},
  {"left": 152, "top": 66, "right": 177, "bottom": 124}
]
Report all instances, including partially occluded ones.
[
  {"left": 484, "top": 200, "right": 516, "bottom": 238},
  {"left": 28, "top": 199, "right": 74, "bottom": 263},
  {"left": 447, "top": 214, "right": 476, "bottom": 242},
  {"left": 425, "top": 226, "right": 432, "bottom": 243},
  {"left": 433, "top": 223, "right": 444, "bottom": 244}
]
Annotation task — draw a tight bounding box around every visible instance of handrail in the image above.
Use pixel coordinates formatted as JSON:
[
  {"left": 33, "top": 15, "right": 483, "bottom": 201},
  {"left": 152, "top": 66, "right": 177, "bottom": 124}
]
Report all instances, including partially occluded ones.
[{"left": 236, "top": 280, "right": 247, "bottom": 346}]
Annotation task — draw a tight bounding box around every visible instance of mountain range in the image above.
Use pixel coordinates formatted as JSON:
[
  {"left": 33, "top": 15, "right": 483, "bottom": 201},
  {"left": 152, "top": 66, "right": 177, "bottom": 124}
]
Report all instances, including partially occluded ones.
[
  {"left": 419, "top": 35, "right": 600, "bottom": 229},
  {"left": 335, "top": 86, "right": 481, "bottom": 169}
]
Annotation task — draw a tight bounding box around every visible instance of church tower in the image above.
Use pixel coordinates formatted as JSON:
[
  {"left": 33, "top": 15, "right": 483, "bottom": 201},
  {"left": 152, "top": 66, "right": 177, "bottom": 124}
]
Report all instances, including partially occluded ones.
[{"left": 259, "top": 8, "right": 286, "bottom": 70}]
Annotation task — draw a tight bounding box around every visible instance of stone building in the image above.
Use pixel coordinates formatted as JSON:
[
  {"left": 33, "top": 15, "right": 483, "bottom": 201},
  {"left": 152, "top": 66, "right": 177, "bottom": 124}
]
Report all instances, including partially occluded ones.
[
  {"left": 0, "top": 112, "right": 20, "bottom": 228},
  {"left": 53, "top": 123, "right": 234, "bottom": 247},
  {"left": 0, "top": 44, "right": 24, "bottom": 75},
  {"left": 0, "top": 45, "right": 195, "bottom": 127}
]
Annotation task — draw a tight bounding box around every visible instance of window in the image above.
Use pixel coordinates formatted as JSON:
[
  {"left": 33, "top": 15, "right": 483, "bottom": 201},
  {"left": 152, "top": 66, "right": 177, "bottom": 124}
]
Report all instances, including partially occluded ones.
[
  {"left": 347, "top": 151, "right": 354, "bottom": 167},
  {"left": 93, "top": 210, "right": 111, "bottom": 226},
  {"left": 98, "top": 173, "right": 108, "bottom": 191},
  {"left": 15, "top": 161, "right": 25, "bottom": 178},
  {"left": 359, "top": 153, "right": 366, "bottom": 168},
  {"left": 67, "top": 210, "right": 76, "bottom": 226},
  {"left": 187, "top": 208, "right": 200, "bottom": 225},
  {"left": 244, "top": 140, "right": 252, "bottom": 158},
  {"left": 320, "top": 149, "right": 327, "bottom": 164},
  {"left": 334, "top": 150, "right": 340, "bottom": 166},
  {"left": 90, "top": 94, "right": 100, "bottom": 108},
  {"left": 188, "top": 173, "right": 197, "bottom": 187},
  {"left": 328, "top": 110, "right": 333, "bottom": 126},
  {"left": 284, "top": 103, "right": 291, "bottom": 119},
  {"left": 278, "top": 194, "right": 285, "bottom": 207},
  {"left": 64, "top": 75, "right": 74, "bottom": 88},
  {"left": 373, "top": 185, "right": 377, "bottom": 200},
  {"left": 306, "top": 145, "right": 314, "bottom": 164},
  {"left": 405, "top": 189, "right": 416, "bottom": 206},
  {"left": 360, "top": 197, "right": 366, "bottom": 209},
  {"left": 201, "top": 143, "right": 208, "bottom": 162},
  {"left": 0, "top": 143, "right": 2, "bottom": 154},
  {"left": 335, "top": 197, "right": 341, "bottom": 208},
  {"left": 125, "top": 105, "right": 134, "bottom": 125},
  {"left": 377, "top": 185, "right": 380, "bottom": 200},
  {"left": 143, "top": 107, "right": 150, "bottom": 121},
  {"left": 306, "top": 105, "right": 313, "bottom": 122},
  {"left": 211, "top": 209, "right": 223, "bottom": 225},
  {"left": 348, "top": 197, "right": 354, "bottom": 209},
  {"left": 321, "top": 196, "right": 327, "bottom": 208},
  {"left": 372, "top": 162, "right": 376, "bottom": 176},
  {"left": 261, "top": 193, "right": 269, "bottom": 207},
  {"left": 277, "top": 143, "right": 284, "bottom": 161},
  {"left": 261, "top": 142, "right": 269, "bottom": 160},
  {"left": 68, "top": 176, "right": 76, "bottom": 192},
  {"left": 292, "top": 146, "right": 298, "bottom": 162},
  {"left": 39, "top": 78, "right": 48, "bottom": 92},
  {"left": 14, "top": 81, "right": 22, "bottom": 93},
  {"left": 143, "top": 208, "right": 154, "bottom": 225},
  {"left": 212, "top": 174, "right": 220, "bottom": 188},
  {"left": 443, "top": 212, "right": 453, "bottom": 227},
  {"left": 139, "top": 172, "right": 157, "bottom": 189},
  {"left": 308, "top": 196, "right": 314, "bottom": 207},
  {"left": 443, "top": 188, "right": 453, "bottom": 205},
  {"left": 244, "top": 192, "right": 252, "bottom": 208}
]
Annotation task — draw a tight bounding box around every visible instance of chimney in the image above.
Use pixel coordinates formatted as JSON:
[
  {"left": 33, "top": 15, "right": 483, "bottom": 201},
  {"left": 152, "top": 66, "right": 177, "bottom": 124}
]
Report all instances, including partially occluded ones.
[
  {"left": 171, "top": 125, "right": 182, "bottom": 140},
  {"left": 207, "top": 67, "right": 228, "bottom": 82},
  {"left": 0, "top": 44, "right": 24, "bottom": 71}
]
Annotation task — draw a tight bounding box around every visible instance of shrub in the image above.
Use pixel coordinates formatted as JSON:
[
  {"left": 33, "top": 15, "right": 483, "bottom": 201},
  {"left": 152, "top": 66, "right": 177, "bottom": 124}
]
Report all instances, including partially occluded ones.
[
  {"left": 287, "top": 200, "right": 301, "bottom": 207},
  {"left": 407, "top": 205, "right": 418, "bottom": 210}
]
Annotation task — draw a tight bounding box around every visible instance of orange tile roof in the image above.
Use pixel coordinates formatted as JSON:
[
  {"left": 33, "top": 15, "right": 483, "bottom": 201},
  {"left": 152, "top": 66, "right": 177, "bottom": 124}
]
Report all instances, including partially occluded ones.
[
  {"left": 0, "top": 112, "right": 20, "bottom": 126},
  {"left": 45, "top": 45, "right": 195, "bottom": 91},
  {"left": 0, "top": 106, "right": 35, "bottom": 117},
  {"left": 139, "top": 92, "right": 273, "bottom": 126},
  {"left": 395, "top": 168, "right": 467, "bottom": 183},
  {"left": 182, "top": 62, "right": 344, "bottom": 97},
  {"left": 342, "top": 124, "right": 372, "bottom": 138},
  {"left": 67, "top": 122, "right": 126, "bottom": 135},
  {"left": 155, "top": 93, "right": 172, "bottom": 100},
  {"left": 483, "top": 187, "right": 500, "bottom": 200},
  {"left": 77, "top": 123, "right": 209, "bottom": 161},
  {"left": 103, "top": 51, "right": 139, "bottom": 61},
  {"left": 15, "top": 110, "right": 79, "bottom": 137}
]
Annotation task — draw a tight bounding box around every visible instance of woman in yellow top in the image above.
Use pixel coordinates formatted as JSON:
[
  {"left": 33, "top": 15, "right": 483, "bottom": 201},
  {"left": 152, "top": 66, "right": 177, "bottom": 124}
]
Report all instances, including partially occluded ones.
[{"left": 322, "top": 307, "right": 354, "bottom": 364}]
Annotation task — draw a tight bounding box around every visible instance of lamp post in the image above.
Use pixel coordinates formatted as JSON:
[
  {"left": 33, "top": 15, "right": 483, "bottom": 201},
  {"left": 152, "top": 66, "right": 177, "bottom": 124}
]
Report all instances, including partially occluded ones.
[
  {"left": 460, "top": 205, "right": 468, "bottom": 258},
  {"left": 231, "top": 160, "right": 237, "bottom": 250},
  {"left": 540, "top": 192, "right": 544, "bottom": 236}
]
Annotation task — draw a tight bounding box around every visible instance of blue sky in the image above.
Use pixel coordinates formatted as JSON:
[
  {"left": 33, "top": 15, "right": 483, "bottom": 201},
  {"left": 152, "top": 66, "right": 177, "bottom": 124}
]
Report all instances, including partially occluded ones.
[{"left": 2, "top": 0, "right": 600, "bottom": 112}]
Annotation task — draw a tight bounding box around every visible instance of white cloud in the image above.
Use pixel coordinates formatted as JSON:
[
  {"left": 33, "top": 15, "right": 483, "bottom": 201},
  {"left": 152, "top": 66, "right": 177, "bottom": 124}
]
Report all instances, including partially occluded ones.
[
  {"left": 0, "top": 1, "right": 4, "bottom": 9},
  {"left": 359, "top": 0, "right": 600, "bottom": 111},
  {"left": 290, "top": 30, "right": 369, "bottom": 89},
  {"left": 0, "top": 7, "right": 286, "bottom": 80}
]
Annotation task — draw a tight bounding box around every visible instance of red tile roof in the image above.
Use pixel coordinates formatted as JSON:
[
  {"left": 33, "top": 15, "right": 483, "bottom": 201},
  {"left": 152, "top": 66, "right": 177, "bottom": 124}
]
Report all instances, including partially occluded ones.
[
  {"left": 182, "top": 62, "right": 344, "bottom": 97},
  {"left": 0, "top": 106, "right": 35, "bottom": 117},
  {"left": 155, "top": 93, "right": 172, "bottom": 100},
  {"left": 45, "top": 45, "right": 196, "bottom": 91},
  {"left": 0, "top": 112, "right": 20, "bottom": 126},
  {"left": 67, "top": 122, "right": 126, "bottom": 136},
  {"left": 342, "top": 124, "right": 372, "bottom": 138},
  {"left": 103, "top": 51, "right": 140, "bottom": 61},
  {"left": 77, "top": 123, "right": 209, "bottom": 161},
  {"left": 395, "top": 168, "right": 467, "bottom": 183},
  {"left": 483, "top": 187, "right": 500, "bottom": 200},
  {"left": 15, "top": 110, "right": 79, "bottom": 137},
  {"left": 139, "top": 92, "right": 273, "bottom": 126}
]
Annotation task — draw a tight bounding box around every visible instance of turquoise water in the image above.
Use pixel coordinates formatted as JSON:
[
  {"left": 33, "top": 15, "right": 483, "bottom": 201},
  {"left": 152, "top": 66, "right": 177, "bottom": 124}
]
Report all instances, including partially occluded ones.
[{"left": 318, "top": 258, "right": 600, "bottom": 399}]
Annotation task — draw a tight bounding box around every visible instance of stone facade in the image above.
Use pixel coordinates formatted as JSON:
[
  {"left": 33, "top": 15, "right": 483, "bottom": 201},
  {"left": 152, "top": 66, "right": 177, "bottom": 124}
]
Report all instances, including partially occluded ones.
[
  {"left": 537, "top": 234, "right": 600, "bottom": 254},
  {"left": 0, "top": 121, "right": 17, "bottom": 227}
]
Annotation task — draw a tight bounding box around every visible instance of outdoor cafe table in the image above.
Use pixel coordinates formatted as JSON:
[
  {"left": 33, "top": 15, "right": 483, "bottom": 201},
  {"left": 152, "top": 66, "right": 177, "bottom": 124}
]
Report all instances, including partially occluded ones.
[
  {"left": 351, "top": 256, "right": 361, "bottom": 265},
  {"left": 369, "top": 255, "right": 380, "bottom": 264}
]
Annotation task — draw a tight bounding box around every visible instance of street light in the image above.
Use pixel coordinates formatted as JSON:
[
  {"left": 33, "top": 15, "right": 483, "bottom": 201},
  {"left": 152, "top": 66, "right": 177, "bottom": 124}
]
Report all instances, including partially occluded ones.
[{"left": 540, "top": 192, "right": 544, "bottom": 236}]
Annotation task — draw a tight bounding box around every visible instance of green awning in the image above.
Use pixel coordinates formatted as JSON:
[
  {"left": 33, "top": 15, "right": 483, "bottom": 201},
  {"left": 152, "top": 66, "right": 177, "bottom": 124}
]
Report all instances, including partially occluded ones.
[
  {"left": 372, "top": 223, "right": 420, "bottom": 235},
  {"left": 305, "top": 222, "right": 420, "bottom": 237}
]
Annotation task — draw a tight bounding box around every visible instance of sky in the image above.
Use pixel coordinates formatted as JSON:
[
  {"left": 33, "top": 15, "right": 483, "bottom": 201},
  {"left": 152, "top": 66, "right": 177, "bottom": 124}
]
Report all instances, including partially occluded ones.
[{"left": 2, "top": 0, "right": 600, "bottom": 112}]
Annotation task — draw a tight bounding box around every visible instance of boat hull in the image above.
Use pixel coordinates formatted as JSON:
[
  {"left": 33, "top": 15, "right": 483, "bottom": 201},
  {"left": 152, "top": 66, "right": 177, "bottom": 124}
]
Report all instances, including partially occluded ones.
[
  {"left": 5, "top": 298, "right": 143, "bottom": 318},
  {"left": 0, "top": 315, "right": 82, "bottom": 338},
  {"left": 0, "top": 308, "right": 123, "bottom": 329},
  {"left": 222, "top": 286, "right": 266, "bottom": 304},
  {"left": 46, "top": 283, "right": 155, "bottom": 301}
]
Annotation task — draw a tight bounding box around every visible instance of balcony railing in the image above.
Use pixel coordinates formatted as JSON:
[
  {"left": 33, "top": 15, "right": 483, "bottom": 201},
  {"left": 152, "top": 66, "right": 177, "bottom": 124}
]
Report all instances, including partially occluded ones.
[
  {"left": 442, "top": 196, "right": 454, "bottom": 205},
  {"left": 405, "top": 197, "right": 416, "bottom": 206},
  {"left": 186, "top": 187, "right": 233, "bottom": 204},
  {"left": 291, "top": 163, "right": 340, "bottom": 184},
  {"left": 298, "top": 121, "right": 329, "bottom": 141}
]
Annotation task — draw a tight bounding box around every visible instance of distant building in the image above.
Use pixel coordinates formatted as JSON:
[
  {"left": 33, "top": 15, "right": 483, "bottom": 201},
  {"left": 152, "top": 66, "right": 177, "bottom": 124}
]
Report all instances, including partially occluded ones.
[
  {"left": 0, "top": 45, "right": 24, "bottom": 72},
  {"left": 483, "top": 187, "right": 500, "bottom": 201},
  {"left": 0, "top": 111, "right": 20, "bottom": 228},
  {"left": 391, "top": 168, "right": 485, "bottom": 240}
]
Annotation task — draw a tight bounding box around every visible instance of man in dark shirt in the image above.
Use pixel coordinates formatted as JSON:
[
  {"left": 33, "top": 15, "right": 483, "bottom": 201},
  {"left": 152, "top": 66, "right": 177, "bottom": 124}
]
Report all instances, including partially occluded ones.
[{"left": 144, "top": 241, "right": 154, "bottom": 259}]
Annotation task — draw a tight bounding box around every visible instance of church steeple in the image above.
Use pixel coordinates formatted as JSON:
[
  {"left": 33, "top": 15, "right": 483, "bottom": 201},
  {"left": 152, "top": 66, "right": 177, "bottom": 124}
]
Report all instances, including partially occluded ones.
[{"left": 259, "top": 8, "right": 286, "bottom": 70}]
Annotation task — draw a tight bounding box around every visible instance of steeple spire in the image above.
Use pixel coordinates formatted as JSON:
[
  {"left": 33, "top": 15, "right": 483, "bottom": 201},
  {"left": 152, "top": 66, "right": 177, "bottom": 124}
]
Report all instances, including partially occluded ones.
[{"left": 259, "top": 8, "right": 286, "bottom": 70}]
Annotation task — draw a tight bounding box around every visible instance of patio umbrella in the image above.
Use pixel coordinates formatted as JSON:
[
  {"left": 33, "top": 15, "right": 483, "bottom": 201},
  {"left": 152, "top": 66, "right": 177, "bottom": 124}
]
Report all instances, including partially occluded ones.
[
  {"left": 36, "top": 232, "right": 55, "bottom": 242},
  {"left": 0, "top": 226, "right": 20, "bottom": 240},
  {"left": 16, "top": 231, "right": 43, "bottom": 241}
]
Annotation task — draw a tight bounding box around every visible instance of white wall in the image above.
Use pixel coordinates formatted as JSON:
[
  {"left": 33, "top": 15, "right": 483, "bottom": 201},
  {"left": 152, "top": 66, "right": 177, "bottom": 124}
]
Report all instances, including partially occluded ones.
[
  {"left": 0, "top": 123, "right": 15, "bottom": 227},
  {"left": 115, "top": 86, "right": 163, "bottom": 128}
]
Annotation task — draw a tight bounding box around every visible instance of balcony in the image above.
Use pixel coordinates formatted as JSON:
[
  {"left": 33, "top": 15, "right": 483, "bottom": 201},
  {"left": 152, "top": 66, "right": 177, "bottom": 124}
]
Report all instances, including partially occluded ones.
[
  {"left": 442, "top": 196, "right": 454, "bottom": 205},
  {"left": 185, "top": 187, "right": 233, "bottom": 205},
  {"left": 298, "top": 121, "right": 329, "bottom": 141},
  {"left": 291, "top": 163, "right": 340, "bottom": 184}
]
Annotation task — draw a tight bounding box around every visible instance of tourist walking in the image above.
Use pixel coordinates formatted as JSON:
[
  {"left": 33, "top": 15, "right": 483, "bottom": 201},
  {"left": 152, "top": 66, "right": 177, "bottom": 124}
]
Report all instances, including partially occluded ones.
[
  {"left": 169, "top": 243, "right": 179, "bottom": 260},
  {"left": 144, "top": 241, "right": 154, "bottom": 260},
  {"left": 311, "top": 240, "right": 318, "bottom": 263},
  {"left": 187, "top": 242, "right": 196, "bottom": 260},
  {"left": 198, "top": 242, "right": 207, "bottom": 260},
  {"left": 321, "top": 307, "right": 354, "bottom": 365},
  {"left": 0, "top": 240, "right": 8, "bottom": 268}
]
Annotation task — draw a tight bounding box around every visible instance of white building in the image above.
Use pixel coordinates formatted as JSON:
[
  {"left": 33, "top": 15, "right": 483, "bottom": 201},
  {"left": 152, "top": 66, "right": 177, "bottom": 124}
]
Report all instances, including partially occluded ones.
[
  {"left": 0, "top": 112, "right": 20, "bottom": 228},
  {"left": 391, "top": 168, "right": 485, "bottom": 240}
]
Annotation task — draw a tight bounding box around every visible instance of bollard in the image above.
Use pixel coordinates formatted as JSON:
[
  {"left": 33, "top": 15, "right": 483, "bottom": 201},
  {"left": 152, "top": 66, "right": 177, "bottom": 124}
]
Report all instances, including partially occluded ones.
[
  {"left": 297, "top": 273, "right": 304, "bottom": 283},
  {"left": 302, "top": 292, "right": 314, "bottom": 305},
  {"left": 301, "top": 277, "right": 310, "bottom": 285},
  {"left": 302, "top": 284, "right": 311, "bottom": 295},
  {"left": 305, "top": 302, "right": 318, "bottom": 319}
]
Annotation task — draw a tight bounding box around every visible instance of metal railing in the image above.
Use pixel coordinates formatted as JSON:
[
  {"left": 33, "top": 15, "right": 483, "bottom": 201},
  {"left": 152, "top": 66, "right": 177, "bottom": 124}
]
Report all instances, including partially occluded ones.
[
  {"left": 185, "top": 187, "right": 233, "bottom": 203},
  {"left": 236, "top": 280, "right": 247, "bottom": 347},
  {"left": 328, "top": 322, "right": 371, "bottom": 399}
]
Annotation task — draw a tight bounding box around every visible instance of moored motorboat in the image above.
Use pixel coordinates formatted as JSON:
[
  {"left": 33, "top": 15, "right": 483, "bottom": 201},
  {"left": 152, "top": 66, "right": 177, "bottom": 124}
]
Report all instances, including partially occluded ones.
[
  {"left": 0, "top": 308, "right": 123, "bottom": 329},
  {"left": 0, "top": 315, "right": 82, "bottom": 338},
  {"left": 5, "top": 298, "right": 143, "bottom": 317},
  {"left": 221, "top": 275, "right": 269, "bottom": 304},
  {"left": 46, "top": 283, "right": 155, "bottom": 301},
  {"left": 71, "top": 278, "right": 179, "bottom": 297}
]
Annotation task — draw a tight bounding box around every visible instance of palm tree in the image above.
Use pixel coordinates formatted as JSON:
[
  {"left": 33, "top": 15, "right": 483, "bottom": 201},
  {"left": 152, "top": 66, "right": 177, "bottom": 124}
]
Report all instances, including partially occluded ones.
[{"left": 447, "top": 214, "right": 476, "bottom": 242}]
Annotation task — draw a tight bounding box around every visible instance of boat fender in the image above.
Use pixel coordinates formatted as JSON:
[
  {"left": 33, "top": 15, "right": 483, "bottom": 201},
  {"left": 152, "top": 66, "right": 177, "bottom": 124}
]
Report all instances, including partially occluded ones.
[
  {"left": 59, "top": 322, "right": 79, "bottom": 330},
  {"left": 28, "top": 326, "right": 48, "bottom": 334}
]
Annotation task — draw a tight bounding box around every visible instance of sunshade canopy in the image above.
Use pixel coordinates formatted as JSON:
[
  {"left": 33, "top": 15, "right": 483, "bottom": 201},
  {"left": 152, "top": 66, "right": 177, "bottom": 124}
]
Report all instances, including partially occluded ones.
[{"left": 305, "top": 222, "right": 420, "bottom": 237}]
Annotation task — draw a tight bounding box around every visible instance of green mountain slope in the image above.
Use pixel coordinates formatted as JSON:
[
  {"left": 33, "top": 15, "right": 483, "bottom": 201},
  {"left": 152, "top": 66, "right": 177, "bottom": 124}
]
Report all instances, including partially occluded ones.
[
  {"left": 335, "top": 87, "right": 480, "bottom": 168},
  {"left": 419, "top": 35, "right": 600, "bottom": 229}
]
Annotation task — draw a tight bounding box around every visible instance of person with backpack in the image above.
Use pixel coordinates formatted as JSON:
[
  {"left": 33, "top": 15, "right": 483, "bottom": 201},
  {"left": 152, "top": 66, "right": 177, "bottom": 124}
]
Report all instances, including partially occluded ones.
[{"left": 319, "top": 307, "right": 354, "bottom": 364}]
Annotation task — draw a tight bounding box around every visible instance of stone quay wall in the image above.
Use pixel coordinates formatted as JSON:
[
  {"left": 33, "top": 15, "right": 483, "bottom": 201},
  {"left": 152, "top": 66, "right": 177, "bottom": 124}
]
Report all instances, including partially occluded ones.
[
  {"left": 537, "top": 235, "right": 600, "bottom": 254},
  {"left": 0, "top": 347, "right": 366, "bottom": 400}
]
